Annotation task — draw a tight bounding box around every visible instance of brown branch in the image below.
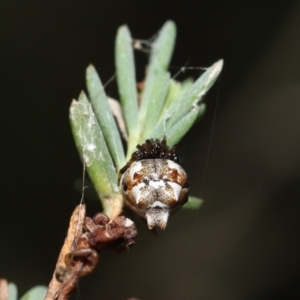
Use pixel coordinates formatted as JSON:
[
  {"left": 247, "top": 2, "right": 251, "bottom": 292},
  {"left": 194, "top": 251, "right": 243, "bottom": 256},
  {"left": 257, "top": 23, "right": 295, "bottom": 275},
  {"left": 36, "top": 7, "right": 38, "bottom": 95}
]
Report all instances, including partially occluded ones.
[
  {"left": 45, "top": 204, "right": 137, "bottom": 300},
  {"left": 56, "top": 260, "right": 83, "bottom": 300},
  {"left": 44, "top": 205, "right": 86, "bottom": 300}
]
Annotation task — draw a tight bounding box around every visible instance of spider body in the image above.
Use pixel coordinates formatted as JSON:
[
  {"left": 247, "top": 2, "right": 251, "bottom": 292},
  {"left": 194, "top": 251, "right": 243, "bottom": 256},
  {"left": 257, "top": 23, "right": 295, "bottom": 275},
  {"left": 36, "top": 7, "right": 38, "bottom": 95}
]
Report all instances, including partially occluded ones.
[{"left": 119, "top": 139, "right": 189, "bottom": 230}]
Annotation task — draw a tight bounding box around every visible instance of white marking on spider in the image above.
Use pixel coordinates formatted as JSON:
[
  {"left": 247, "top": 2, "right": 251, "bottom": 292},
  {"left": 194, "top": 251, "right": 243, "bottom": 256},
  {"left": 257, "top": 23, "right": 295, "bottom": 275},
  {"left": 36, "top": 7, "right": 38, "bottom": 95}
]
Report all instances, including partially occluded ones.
[
  {"left": 149, "top": 180, "right": 166, "bottom": 189},
  {"left": 131, "top": 183, "right": 146, "bottom": 203},
  {"left": 166, "top": 182, "right": 182, "bottom": 201},
  {"left": 149, "top": 201, "right": 168, "bottom": 208}
]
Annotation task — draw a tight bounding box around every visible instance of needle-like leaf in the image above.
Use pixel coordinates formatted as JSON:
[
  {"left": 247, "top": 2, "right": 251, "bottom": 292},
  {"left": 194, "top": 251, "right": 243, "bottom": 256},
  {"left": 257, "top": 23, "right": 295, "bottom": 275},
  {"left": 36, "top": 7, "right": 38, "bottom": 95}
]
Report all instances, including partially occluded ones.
[
  {"left": 19, "top": 286, "right": 47, "bottom": 300},
  {"left": 183, "top": 196, "right": 204, "bottom": 209},
  {"left": 69, "top": 92, "right": 120, "bottom": 216},
  {"left": 137, "top": 21, "right": 176, "bottom": 151},
  {"left": 86, "top": 65, "right": 125, "bottom": 171},
  {"left": 115, "top": 25, "right": 139, "bottom": 158}
]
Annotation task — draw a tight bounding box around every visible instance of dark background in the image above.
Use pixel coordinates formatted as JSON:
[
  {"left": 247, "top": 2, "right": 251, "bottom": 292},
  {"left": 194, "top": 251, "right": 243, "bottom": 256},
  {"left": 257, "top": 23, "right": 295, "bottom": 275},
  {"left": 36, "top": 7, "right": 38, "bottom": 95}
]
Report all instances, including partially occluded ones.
[{"left": 1, "top": 1, "right": 300, "bottom": 299}]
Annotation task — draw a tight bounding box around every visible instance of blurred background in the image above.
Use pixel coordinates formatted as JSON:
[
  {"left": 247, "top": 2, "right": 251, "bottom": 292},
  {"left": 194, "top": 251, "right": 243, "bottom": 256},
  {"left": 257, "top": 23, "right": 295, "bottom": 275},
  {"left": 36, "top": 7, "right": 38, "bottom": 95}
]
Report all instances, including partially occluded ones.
[{"left": 1, "top": 1, "right": 300, "bottom": 299}]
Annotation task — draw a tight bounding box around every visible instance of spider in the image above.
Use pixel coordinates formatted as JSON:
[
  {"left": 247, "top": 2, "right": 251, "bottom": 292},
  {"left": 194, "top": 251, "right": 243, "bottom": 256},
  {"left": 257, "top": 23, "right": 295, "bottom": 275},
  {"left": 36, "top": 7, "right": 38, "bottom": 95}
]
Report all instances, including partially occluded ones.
[{"left": 119, "top": 138, "right": 189, "bottom": 230}]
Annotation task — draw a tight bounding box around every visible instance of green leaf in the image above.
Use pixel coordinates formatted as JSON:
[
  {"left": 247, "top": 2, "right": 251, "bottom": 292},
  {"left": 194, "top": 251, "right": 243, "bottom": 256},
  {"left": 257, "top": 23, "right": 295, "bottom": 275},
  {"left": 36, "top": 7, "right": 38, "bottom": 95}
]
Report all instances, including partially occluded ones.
[
  {"left": 149, "top": 20, "right": 176, "bottom": 71},
  {"left": 86, "top": 65, "right": 125, "bottom": 171},
  {"left": 167, "top": 104, "right": 206, "bottom": 147},
  {"left": 115, "top": 25, "right": 139, "bottom": 158},
  {"left": 19, "top": 286, "right": 47, "bottom": 300},
  {"left": 150, "top": 103, "right": 206, "bottom": 146},
  {"left": 69, "top": 91, "right": 120, "bottom": 216},
  {"left": 183, "top": 196, "right": 204, "bottom": 209},
  {"left": 166, "top": 59, "right": 223, "bottom": 130},
  {"left": 8, "top": 283, "right": 17, "bottom": 300},
  {"left": 139, "top": 69, "right": 170, "bottom": 142},
  {"left": 137, "top": 21, "right": 176, "bottom": 152},
  {"left": 147, "top": 59, "right": 222, "bottom": 144},
  {"left": 161, "top": 78, "right": 194, "bottom": 117}
]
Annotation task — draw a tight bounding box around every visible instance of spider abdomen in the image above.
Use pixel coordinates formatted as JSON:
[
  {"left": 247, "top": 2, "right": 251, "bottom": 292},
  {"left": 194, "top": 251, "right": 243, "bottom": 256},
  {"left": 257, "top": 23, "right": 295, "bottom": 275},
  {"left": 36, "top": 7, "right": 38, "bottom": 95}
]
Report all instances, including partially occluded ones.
[{"left": 120, "top": 158, "right": 189, "bottom": 230}]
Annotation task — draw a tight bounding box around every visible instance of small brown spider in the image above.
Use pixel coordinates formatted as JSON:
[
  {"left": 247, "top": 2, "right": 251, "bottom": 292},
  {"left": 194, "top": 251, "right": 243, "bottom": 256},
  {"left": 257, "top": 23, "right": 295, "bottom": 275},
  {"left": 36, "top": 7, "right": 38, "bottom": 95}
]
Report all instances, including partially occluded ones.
[{"left": 119, "top": 138, "right": 189, "bottom": 230}]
